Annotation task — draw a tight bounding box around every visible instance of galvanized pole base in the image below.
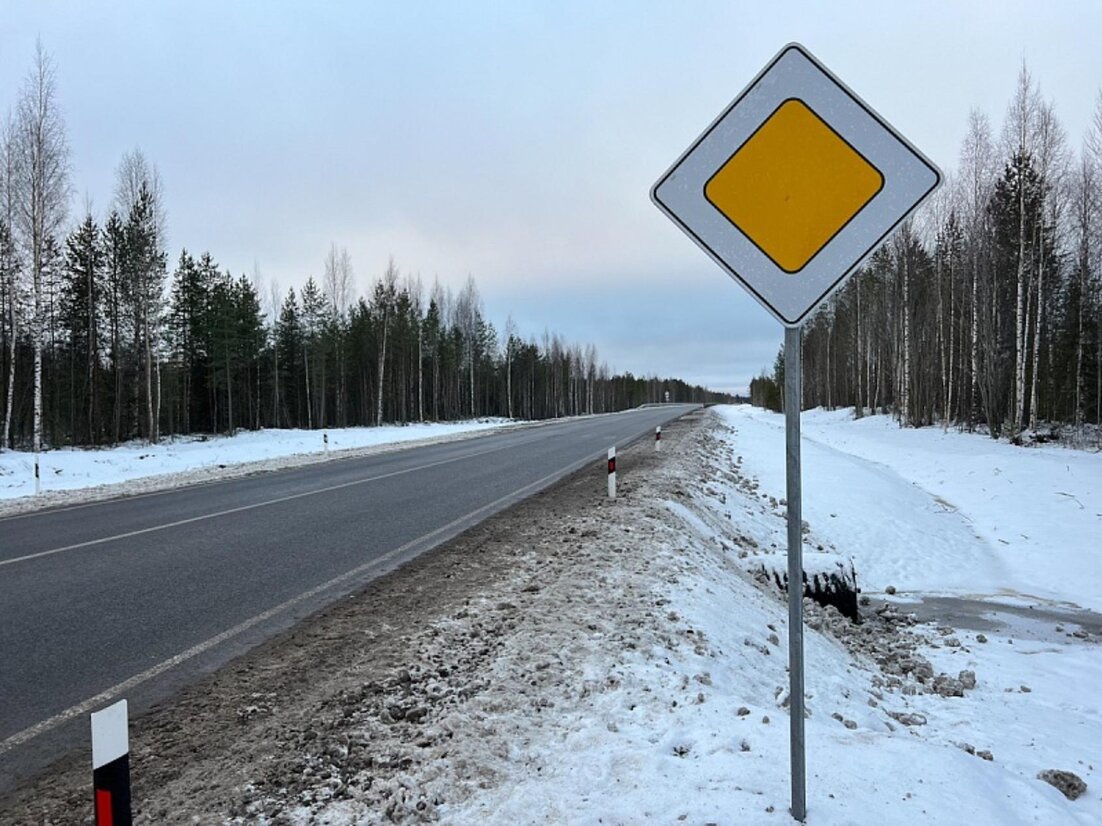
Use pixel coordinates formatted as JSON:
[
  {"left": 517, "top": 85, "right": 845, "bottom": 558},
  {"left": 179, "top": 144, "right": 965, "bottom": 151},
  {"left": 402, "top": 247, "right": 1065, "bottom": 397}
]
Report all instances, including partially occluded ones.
[{"left": 785, "top": 325, "right": 807, "bottom": 822}]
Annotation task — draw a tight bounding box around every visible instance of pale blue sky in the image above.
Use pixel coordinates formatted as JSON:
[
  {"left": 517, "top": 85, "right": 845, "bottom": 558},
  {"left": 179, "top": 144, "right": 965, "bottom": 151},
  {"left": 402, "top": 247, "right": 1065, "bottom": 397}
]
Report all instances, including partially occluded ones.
[{"left": 3, "top": 1, "right": 1101, "bottom": 393}]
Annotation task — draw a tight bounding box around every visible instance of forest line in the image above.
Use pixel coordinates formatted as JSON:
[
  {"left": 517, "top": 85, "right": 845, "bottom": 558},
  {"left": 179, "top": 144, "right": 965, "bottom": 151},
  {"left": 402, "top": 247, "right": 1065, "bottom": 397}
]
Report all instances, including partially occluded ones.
[
  {"left": 750, "top": 65, "right": 1102, "bottom": 442},
  {"left": 0, "top": 45, "right": 729, "bottom": 452}
]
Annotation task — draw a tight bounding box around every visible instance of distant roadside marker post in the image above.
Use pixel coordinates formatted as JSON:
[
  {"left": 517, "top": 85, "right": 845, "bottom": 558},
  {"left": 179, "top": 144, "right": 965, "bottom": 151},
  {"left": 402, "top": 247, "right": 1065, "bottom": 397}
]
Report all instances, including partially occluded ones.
[
  {"left": 607, "top": 446, "right": 617, "bottom": 499},
  {"left": 651, "top": 43, "right": 941, "bottom": 821}
]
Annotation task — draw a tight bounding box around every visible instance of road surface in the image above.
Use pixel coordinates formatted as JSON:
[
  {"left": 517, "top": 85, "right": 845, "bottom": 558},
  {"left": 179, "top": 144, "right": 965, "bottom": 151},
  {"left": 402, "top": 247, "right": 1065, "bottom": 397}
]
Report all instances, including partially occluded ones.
[{"left": 0, "top": 405, "right": 696, "bottom": 790}]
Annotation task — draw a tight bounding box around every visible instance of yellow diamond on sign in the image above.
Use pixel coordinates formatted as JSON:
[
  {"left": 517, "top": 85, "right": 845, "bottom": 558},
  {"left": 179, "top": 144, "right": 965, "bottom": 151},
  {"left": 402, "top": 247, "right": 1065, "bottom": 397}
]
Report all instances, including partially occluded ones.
[{"left": 704, "top": 98, "right": 884, "bottom": 274}]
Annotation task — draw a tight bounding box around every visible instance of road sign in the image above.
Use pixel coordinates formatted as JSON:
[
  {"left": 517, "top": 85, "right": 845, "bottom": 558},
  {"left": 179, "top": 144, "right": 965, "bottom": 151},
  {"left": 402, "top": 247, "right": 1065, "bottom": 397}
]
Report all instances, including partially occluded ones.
[
  {"left": 651, "top": 43, "right": 942, "bottom": 823},
  {"left": 651, "top": 42, "right": 941, "bottom": 326}
]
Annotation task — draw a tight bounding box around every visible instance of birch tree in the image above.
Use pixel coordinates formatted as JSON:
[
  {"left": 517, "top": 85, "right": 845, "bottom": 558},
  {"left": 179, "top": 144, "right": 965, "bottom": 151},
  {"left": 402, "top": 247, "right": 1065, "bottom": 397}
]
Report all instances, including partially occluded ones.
[
  {"left": 323, "top": 244, "right": 353, "bottom": 424},
  {"left": 1002, "top": 64, "right": 1041, "bottom": 436},
  {"left": 1068, "top": 152, "right": 1096, "bottom": 428},
  {"left": 1029, "top": 101, "right": 1069, "bottom": 429},
  {"left": 1, "top": 115, "right": 21, "bottom": 449},
  {"left": 456, "top": 275, "right": 482, "bottom": 416},
  {"left": 893, "top": 222, "right": 916, "bottom": 424},
  {"left": 13, "top": 42, "right": 70, "bottom": 453},
  {"left": 1088, "top": 92, "right": 1102, "bottom": 429},
  {"left": 958, "top": 109, "right": 997, "bottom": 429}
]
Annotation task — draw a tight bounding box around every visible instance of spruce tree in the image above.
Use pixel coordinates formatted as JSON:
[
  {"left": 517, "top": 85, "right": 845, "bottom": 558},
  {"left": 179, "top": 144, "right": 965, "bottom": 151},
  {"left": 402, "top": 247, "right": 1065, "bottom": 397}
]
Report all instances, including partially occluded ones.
[
  {"left": 101, "top": 210, "right": 128, "bottom": 443},
  {"left": 300, "top": 276, "right": 329, "bottom": 428},
  {"left": 169, "top": 250, "right": 204, "bottom": 432},
  {"left": 276, "top": 288, "right": 303, "bottom": 427},
  {"left": 61, "top": 212, "right": 102, "bottom": 443}
]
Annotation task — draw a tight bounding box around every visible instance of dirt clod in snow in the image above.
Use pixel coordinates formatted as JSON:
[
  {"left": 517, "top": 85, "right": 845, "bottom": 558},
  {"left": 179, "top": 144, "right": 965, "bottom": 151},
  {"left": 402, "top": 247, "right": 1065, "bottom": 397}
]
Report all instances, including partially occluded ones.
[
  {"left": 888, "top": 711, "right": 928, "bottom": 727},
  {"left": 1037, "top": 770, "right": 1087, "bottom": 800},
  {"left": 933, "top": 675, "right": 965, "bottom": 698}
]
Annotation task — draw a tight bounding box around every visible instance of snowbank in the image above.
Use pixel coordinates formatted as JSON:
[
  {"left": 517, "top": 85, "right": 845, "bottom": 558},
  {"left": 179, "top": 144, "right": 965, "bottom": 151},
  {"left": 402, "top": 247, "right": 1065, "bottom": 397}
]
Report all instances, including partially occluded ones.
[
  {"left": 716, "top": 404, "right": 1102, "bottom": 613},
  {"left": 430, "top": 408, "right": 1099, "bottom": 823},
  {"left": 40, "top": 407, "right": 1090, "bottom": 822},
  {"left": 0, "top": 420, "right": 516, "bottom": 510}
]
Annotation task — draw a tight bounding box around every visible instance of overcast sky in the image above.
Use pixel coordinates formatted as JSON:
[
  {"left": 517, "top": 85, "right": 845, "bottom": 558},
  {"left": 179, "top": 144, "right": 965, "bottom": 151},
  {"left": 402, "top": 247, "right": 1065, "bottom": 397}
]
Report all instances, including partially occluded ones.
[{"left": 3, "top": 1, "right": 1101, "bottom": 393}]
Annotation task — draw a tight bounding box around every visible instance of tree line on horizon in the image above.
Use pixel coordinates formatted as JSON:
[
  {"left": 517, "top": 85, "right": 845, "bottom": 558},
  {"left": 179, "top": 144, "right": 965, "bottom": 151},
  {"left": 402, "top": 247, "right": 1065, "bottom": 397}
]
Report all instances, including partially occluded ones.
[
  {"left": 0, "top": 45, "right": 730, "bottom": 452},
  {"left": 750, "top": 65, "right": 1102, "bottom": 442}
]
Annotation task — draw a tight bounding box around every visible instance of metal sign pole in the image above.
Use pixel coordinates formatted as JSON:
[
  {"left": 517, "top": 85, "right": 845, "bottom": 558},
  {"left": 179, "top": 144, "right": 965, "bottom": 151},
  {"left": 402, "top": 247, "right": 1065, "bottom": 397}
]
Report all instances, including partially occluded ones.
[{"left": 785, "top": 324, "right": 806, "bottom": 822}]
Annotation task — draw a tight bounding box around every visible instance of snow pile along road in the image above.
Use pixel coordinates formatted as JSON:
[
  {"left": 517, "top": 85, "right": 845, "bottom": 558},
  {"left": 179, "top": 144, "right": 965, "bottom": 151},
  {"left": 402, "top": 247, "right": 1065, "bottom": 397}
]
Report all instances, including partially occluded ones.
[
  {"left": 245, "top": 407, "right": 1098, "bottom": 822},
  {"left": 428, "top": 408, "right": 1098, "bottom": 823},
  {"left": 0, "top": 419, "right": 516, "bottom": 514},
  {"left": 6, "top": 407, "right": 1095, "bottom": 823}
]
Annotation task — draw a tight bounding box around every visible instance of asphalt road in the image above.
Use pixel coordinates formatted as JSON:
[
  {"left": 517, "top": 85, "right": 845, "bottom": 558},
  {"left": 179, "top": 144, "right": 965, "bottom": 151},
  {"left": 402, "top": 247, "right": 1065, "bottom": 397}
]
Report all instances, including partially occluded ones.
[{"left": 0, "top": 405, "right": 697, "bottom": 790}]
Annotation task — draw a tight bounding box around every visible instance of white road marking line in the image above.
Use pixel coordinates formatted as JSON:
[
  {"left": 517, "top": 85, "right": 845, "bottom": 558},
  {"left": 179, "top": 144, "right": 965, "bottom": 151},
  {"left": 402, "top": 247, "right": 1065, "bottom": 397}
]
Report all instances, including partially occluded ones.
[
  {"left": 0, "top": 481, "right": 214, "bottom": 523},
  {"left": 0, "top": 409, "right": 666, "bottom": 526},
  {"left": 0, "top": 425, "right": 526, "bottom": 525},
  {"left": 0, "top": 451, "right": 597, "bottom": 756},
  {"left": 0, "top": 440, "right": 518, "bottom": 569}
]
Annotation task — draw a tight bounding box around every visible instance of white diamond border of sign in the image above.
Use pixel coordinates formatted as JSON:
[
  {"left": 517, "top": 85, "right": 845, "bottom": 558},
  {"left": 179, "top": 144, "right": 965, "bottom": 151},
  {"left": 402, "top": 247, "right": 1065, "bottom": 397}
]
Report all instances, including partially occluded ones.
[{"left": 651, "top": 42, "right": 942, "bottom": 327}]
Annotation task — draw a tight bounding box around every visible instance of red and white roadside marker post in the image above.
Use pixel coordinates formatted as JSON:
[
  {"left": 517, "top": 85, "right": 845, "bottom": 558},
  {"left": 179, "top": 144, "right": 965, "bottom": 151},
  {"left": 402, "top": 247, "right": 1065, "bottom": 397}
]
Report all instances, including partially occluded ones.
[
  {"left": 91, "top": 699, "right": 132, "bottom": 826},
  {"left": 607, "top": 446, "right": 616, "bottom": 499},
  {"left": 655, "top": 426, "right": 662, "bottom": 452}
]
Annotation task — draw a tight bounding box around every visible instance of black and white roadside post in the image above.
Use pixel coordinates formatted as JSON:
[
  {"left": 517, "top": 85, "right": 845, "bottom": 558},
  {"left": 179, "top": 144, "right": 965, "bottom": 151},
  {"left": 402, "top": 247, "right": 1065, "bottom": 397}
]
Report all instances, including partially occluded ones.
[
  {"left": 34, "top": 453, "right": 40, "bottom": 495},
  {"left": 323, "top": 432, "right": 329, "bottom": 455},
  {"left": 91, "top": 699, "right": 132, "bottom": 826},
  {"left": 651, "top": 43, "right": 941, "bottom": 821},
  {"left": 655, "top": 425, "right": 662, "bottom": 452},
  {"left": 607, "top": 446, "right": 617, "bottom": 499}
]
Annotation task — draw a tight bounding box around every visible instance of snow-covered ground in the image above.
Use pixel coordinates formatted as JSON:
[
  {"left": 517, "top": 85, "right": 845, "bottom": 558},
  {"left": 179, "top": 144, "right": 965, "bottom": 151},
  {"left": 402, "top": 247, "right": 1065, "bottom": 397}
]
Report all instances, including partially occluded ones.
[
  {"left": 253, "top": 406, "right": 1099, "bottom": 823},
  {"left": 722, "top": 405, "right": 1102, "bottom": 613},
  {"left": 10, "top": 406, "right": 1096, "bottom": 822},
  {"left": 0, "top": 420, "right": 516, "bottom": 511}
]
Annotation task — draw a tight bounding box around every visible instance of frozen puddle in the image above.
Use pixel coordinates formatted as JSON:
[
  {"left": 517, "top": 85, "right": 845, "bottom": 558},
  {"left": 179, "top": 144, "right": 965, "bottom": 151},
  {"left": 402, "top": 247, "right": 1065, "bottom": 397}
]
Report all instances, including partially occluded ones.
[{"left": 894, "top": 595, "right": 1102, "bottom": 641}]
